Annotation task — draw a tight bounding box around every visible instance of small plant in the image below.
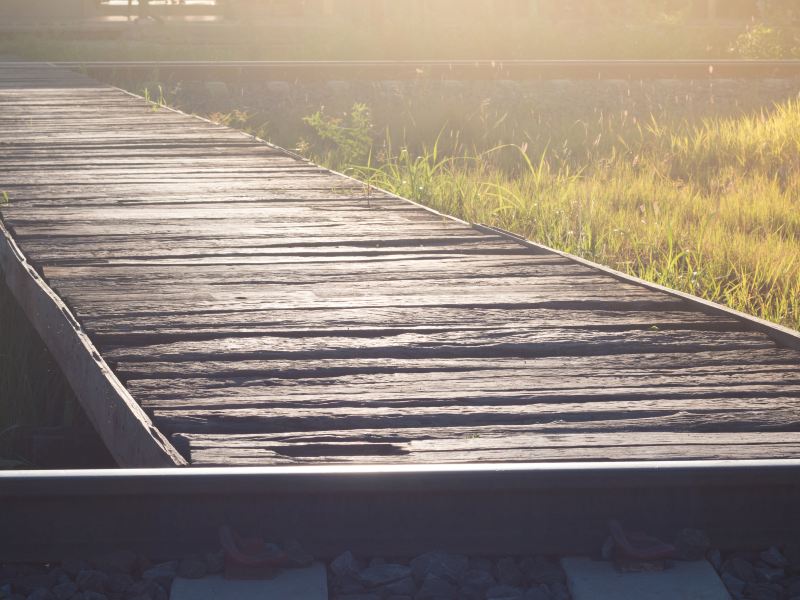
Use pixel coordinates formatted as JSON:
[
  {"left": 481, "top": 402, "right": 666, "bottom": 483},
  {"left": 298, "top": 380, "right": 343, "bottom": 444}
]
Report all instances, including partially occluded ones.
[
  {"left": 0, "top": 191, "right": 9, "bottom": 206},
  {"left": 208, "top": 110, "right": 271, "bottom": 140},
  {"left": 302, "top": 103, "right": 374, "bottom": 169},
  {"left": 731, "top": 22, "right": 792, "bottom": 58},
  {"left": 142, "top": 83, "right": 167, "bottom": 110}
]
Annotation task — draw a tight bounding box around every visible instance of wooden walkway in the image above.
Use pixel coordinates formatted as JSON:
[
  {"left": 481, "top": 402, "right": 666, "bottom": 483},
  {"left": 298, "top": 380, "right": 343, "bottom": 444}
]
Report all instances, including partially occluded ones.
[{"left": 2, "top": 63, "right": 800, "bottom": 468}]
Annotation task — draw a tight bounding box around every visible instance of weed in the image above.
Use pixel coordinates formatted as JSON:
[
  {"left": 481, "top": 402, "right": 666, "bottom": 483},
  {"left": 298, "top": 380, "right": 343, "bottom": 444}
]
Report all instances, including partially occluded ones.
[
  {"left": 302, "top": 103, "right": 373, "bottom": 167},
  {"left": 142, "top": 84, "right": 167, "bottom": 110}
]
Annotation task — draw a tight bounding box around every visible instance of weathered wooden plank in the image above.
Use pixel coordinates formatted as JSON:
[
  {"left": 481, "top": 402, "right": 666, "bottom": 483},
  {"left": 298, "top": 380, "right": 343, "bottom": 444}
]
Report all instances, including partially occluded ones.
[
  {"left": 2, "top": 172, "right": 341, "bottom": 185},
  {"left": 21, "top": 239, "right": 527, "bottom": 263},
  {"left": 130, "top": 367, "right": 800, "bottom": 409},
  {"left": 0, "top": 222, "right": 185, "bottom": 468},
  {"left": 86, "top": 311, "right": 743, "bottom": 346},
  {"left": 2, "top": 203, "right": 424, "bottom": 224},
  {"left": 0, "top": 161, "right": 308, "bottom": 173},
  {"left": 53, "top": 275, "right": 629, "bottom": 297},
  {"left": 185, "top": 442, "right": 800, "bottom": 465},
  {"left": 126, "top": 355, "right": 800, "bottom": 406},
  {"left": 179, "top": 425, "right": 800, "bottom": 449},
  {"left": 475, "top": 224, "right": 800, "bottom": 352},
  {"left": 115, "top": 349, "right": 800, "bottom": 381},
  {"left": 182, "top": 432, "right": 800, "bottom": 466},
  {"left": 62, "top": 289, "right": 682, "bottom": 317},
  {"left": 1, "top": 171, "right": 330, "bottom": 183},
  {"left": 44, "top": 256, "right": 577, "bottom": 284},
  {"left": 1, "top": 180, "right": 370, "bottom": 198},
  {"left": 152, "top": 396, "right": 800, "bottom": 436},
  {"left": 101, "top": 327, "right": 775, "bottom": 365},
  {"left": 1, "top": 193, "right": 395, "bottom": 208},
  {"left": 0, "top": 145, "right": 284, "bottom": 157}
]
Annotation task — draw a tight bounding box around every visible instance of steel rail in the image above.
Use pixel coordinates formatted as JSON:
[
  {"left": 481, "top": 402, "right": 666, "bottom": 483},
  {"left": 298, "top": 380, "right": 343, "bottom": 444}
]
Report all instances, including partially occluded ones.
[
  {"left": 1, "top": 460, "right": 799, "bottom": 561},
  {"left": 7, "top": 59, "right": 800, "bottom": 80}
]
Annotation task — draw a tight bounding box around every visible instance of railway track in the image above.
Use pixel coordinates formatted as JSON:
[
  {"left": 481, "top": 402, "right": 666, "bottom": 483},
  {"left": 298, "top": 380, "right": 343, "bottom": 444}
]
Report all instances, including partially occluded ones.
[
  {"left": 2, "top": 461, "right": 800, "bottom": 562},
  {"left": 10, "top": 59, "right": 800, "bottom": 81}
]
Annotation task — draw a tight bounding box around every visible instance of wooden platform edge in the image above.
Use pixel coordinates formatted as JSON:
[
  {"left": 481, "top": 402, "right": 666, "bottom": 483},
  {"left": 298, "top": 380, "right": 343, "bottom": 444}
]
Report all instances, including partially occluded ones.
[
  {"left": 0, "top": 220, "right": 187, "bottom": 468},
  {"left": 473, "top": 223, "right": 800, "bottom": 352},
  {"left": 272, "top": 107, "right": 800, "bottom": 353},
  {"left": 163, "top": 87, "right": 800, "bottom": 353},
  {"left": 116, "top": 81, "right": 800, "bottom": 354}
]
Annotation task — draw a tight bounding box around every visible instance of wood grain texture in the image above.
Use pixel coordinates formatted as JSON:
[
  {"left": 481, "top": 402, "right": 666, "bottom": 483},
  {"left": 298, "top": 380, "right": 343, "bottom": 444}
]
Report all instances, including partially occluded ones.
[{"left": 2, "top": 63, "right": 800, "bottom": 466}]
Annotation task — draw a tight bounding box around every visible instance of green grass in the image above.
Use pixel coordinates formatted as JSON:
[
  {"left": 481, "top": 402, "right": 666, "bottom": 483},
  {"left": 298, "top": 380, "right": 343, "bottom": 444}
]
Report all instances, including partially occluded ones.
[
  {"left": 156, "top": 66, "right": 799, "bottom": 332},
  {"left": 140, "top": 72, "right": 800, "bottom": 331},
  {"left": 336, "top": 102, "right": 800, "bottom": 331}
]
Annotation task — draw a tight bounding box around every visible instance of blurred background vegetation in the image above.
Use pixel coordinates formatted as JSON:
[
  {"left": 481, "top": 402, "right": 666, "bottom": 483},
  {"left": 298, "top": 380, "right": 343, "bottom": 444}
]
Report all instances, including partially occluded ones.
[{"left": 2, "top": 0, "right": 800, "bottom": 61}]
